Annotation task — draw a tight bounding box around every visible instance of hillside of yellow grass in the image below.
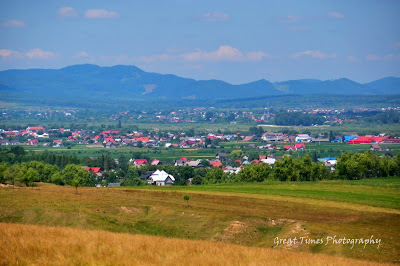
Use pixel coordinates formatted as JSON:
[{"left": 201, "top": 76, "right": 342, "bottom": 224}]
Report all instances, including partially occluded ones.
[
  {"left": 0, "top": 185, "right": 399, "bottom": 263},
  {"left": 0, "top": 223, "right": 386, "bottom": 265}
]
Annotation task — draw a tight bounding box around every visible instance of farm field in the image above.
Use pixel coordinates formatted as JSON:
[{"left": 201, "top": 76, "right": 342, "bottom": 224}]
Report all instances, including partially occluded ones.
[
  {"left": 0, "top": 223, "right": 385, "bottom": 265},
  {"left": 0, "top": 178, "right": 399, "bottom": 264},
  {"left": 20, "top": 142, "right": 400, "bottom": 161}
]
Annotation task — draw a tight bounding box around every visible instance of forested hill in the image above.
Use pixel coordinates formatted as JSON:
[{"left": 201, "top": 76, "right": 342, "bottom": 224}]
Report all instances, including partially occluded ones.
[{"left": 0, "top": 64, "right": 399, "bottom": 101}]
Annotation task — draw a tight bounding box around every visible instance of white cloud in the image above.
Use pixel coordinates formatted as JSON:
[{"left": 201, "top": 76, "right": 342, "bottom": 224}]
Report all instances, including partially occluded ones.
[
  {"left": 277, "top": 15, "right": 301, "bottom": 23},
  {"left": 59, "top": 7, "right": 78, "bottom": 17},
  {"left": 1, "top": 20, "right": 26, "bottom": 27},
  {"left": 199, "top": 11, "right": 229, "bottom": 22},
  {"left": 347, "top": 55, "right": 356, "bottom": 61},
  {"left": 0, "top": 48, "right": 56, "bottom": 59},
  {"left": 291, "top": 50, "right": 337, "bottom": 59},
  {"left": 327, "top": 11, "right": 344, "bottom": 19},
  {"left": 0, "top": 49, "right": 16, "bottom": 57},
  {"left": 364, "top": 53, "right": 400, "bottom": 61},
  {"left": 25, "top": 49, "right": 56, "bottom": 59},
  {"left": 85, "top": 9, "right": 119, "bottom": 19},
  {"left": 181, "top": 45, "right": 269, "bottom": 62},
  {"left": 366, "top": 54, "right": 380, "bottom": 61},
  {"left": 75, "top": 51, "right": 90, "bottom": 58},
  {"left": 74, "top": 51, "right": 96, "bottom": 63},
  {"left": 383, "top": 54, "right": 400, "bottom": 61},
  {"left": 134, "top": 46, "right": 270, "bottom": 63}
]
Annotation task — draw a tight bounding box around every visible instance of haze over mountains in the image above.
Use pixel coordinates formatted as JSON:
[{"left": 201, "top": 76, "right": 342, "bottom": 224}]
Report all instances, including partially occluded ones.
[{"left": 0, "top": 64, "right": 399, "bottom": 100}]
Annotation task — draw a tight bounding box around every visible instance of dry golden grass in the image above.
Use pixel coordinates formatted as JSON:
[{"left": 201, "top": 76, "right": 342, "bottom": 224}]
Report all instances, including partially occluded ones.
[
  {"left": 0, "top": 223, "right": 387, "bottom": 266},
  {"left": 1, "top": 185, "right": 399, "bottom": 263}
]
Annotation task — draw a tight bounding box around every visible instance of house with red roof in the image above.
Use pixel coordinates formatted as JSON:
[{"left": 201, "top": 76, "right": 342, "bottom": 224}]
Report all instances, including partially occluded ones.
[
  {"left": 103, "top": 137, "right": 114, "bottom": 143},
  {"left": 86, "top": 167, "right": 101, "bottom": 173},
  {"left": 212, "top": 161, "right": 222, "bottom": 168},
  {"left": 180, "top": 141, "right": 190, "bottom": 148},
  {"left": 27, "top": 139, "right": 39, "bottom": 145},
  {"left": 134, "top": 137, "right": 149, "bottom": 142},
  {"left": 284, "top": 143, "right": 305, "bottom": 151},
  {"left": 53, "top": 139, "right": 63, "bottom": 147},
  {"left": 242, "top": 136, "right": 253, "bottom": 142},
  {"left": 295, "top": 143, "right": 305, "bottom": 150},
  {"left": 283, "top": 145, "right": 293, "bottom": 150},
  {"left": 151, "top": 159, "right": 162, "bottom": 165},
  {"left": 131, "top": 159, "right": 148, "bottom": 167},
  {"left": 26, "top": 126, "right": 44, "bottom": 133}
]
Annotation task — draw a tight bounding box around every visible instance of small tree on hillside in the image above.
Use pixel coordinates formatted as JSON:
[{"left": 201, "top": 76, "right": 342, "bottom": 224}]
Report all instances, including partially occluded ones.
[
  {"left": 71, "top": 178, "right": 80, "bottom": 193},
  {"left": 183, "top": 194, "right": 190, "bottom": 207}
]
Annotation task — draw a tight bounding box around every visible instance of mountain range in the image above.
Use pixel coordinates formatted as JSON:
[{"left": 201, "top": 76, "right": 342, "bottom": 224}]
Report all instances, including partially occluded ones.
[{"left": 0, "top": 64, "right": 399, "bottom": 100}]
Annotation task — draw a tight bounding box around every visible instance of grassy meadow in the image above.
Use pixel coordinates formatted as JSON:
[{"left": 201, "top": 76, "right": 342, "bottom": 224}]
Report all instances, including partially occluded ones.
[
  {"left": 1, "top": 178, "right": 399, "bottom": 264},
  {"left": 0, "top": 223, "right": 386, "bottom": 266},
  {"left": 132, "top": 178, "right": 400, "bottom": 210}
]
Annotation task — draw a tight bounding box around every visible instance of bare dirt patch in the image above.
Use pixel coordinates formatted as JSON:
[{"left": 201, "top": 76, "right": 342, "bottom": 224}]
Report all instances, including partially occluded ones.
[{"left": 120, "top": 206, "right": 144, "bottom": 215}]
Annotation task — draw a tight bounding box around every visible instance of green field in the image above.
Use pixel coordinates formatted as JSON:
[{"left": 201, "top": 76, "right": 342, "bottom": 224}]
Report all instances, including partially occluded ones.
[
  {"left": 1, "top": 178, "right": 399, "bottom": 263},
  {"left": 19, "top": 142, "right": 400, "bottom": 161},
  {"left": 129, "top": 177, "right": 400, "bottom": 210}
]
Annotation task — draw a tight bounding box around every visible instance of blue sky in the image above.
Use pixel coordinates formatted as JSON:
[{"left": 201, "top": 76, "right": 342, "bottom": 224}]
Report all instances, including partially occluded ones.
[{"left": 0, "top": 0, "right": 399, "bottom": 84}]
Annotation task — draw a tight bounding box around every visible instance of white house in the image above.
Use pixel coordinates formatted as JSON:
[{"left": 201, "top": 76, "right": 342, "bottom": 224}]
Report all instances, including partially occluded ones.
[
  {"left": 295, "top": 134, "right": 312, "bottom": 142},
  {"left": 148, "top": 170, "right": 175, "bottom": 186},
  {"left": 261, "top": 158, "right": 276, "bottom": 165}
]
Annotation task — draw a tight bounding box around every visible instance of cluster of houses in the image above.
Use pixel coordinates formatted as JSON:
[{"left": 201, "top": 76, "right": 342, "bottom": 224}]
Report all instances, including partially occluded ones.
[{"left": 1, "top": 127, "right": 398, "bottom": 155}]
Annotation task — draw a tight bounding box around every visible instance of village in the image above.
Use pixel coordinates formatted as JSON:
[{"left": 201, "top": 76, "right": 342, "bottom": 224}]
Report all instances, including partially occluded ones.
[
  {"left": 1, "top": 125, "right": 399, "bottom": 187},
  {"left": 1, "top": 105, "right": 399, "bottom": 125}
]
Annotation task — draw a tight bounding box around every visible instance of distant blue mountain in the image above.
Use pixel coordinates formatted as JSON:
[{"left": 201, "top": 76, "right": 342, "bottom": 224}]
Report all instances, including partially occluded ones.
[
  {"left": 364, "top": 77, "right": 400, "bottom": 94},
  {"left": 0, "top": 64, "right": 398, "bottom": 100}
]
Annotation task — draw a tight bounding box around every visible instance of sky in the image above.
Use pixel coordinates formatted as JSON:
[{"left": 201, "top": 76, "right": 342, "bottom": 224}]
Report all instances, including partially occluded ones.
[{"left": 0, "top": 0, "right": 399, "bottom": 84}]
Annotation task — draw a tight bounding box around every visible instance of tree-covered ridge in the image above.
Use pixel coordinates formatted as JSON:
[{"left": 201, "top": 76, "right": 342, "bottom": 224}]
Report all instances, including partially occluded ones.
[{"left": 1, "top": 65, "right": 399, "bottom": 104}]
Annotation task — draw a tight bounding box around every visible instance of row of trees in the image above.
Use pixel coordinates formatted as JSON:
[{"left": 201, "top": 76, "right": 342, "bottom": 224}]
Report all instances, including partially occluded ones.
[
  {"left": 0, "top": 147, "right": 81, "bottom": 168},
  {"left": 274, "top": 112, "right": 326, "bottom": 126},
  {"left": 336, "top": 151, "right": 400, "bottom": 180},
  {"left": 1, "top": 146, "right": 399, "bottom": 188},
  {"left": 200, "top": 154, "right": 328, "bottom": 184},
  {"left": 199, "top": 152, "right": 400, "bottom": 184},
  {"left": 0, "top": 161, "right": 95, "bottom": 189}
]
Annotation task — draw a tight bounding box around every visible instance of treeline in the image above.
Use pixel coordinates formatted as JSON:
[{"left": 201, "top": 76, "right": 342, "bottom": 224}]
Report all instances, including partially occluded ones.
[
  {"left": 336, "top": 151, "right": 400, "bottom": 179},
  {"left": 0, "top": 146, "right": 80, "bottom": 168},
  {"left": 0, "top": 146, "right": 399, "bottom": 188},
  {"left": 274, "top": 112, "right": 326, "bottom": 126},
  {"left": 361, "top": 110, "right": 400, "bottom": 124},
  {"left": 0, "top": 161, "right": 95, "bottom": 188},
  {"left": 198, "top": 152, "right": 400, "bottom": 184},
  {"left": 199, "top": 155, "right": 327, "bottom": 184}
]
